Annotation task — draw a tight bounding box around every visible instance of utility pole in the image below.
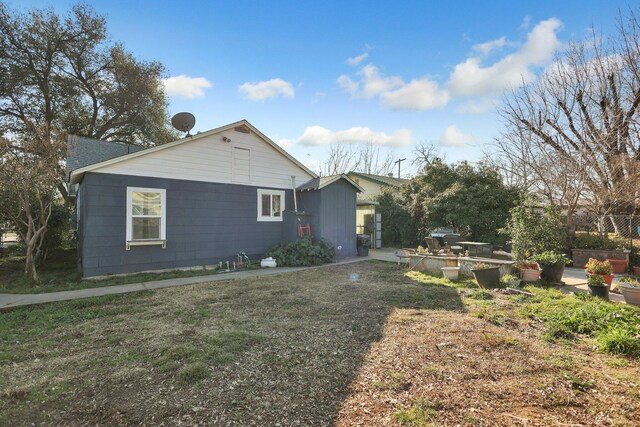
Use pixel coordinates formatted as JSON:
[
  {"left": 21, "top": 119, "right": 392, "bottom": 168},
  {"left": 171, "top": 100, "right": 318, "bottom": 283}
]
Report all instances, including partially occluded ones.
[{"left": 394, "top": 158, "right": 406, "bottom": 178}]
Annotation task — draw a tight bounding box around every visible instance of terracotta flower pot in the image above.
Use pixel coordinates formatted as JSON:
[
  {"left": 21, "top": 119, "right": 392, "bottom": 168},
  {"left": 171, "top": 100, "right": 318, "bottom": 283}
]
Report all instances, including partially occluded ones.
[
  {"left": 521, "top": 268, "right": 541, "bottom": 282},
  {"left": 586, "top": 272, "right": 614, "bottom": 288},
  {"left": 606, "top": 258, "right": 627, "bottom": 274},
  {"left": 633, "top": 266, "right": 640, "bottom": 276}
]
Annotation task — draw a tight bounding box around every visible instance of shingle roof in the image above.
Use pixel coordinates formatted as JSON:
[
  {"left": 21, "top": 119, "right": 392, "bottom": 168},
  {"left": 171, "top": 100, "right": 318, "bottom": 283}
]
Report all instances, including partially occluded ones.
[
  {"left": 347, "top": 171, "right": 409, "bottom": 187},
  {"left": 65, "top": 135, "right": 145, "bottom": 180},
  {"left": 297, "top": 174, "right": 363, "bottom": 192}
]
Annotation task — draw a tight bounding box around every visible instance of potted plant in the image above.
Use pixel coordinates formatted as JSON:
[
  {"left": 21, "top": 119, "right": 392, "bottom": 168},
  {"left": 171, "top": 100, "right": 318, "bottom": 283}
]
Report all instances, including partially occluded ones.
[
  {"left": 618, "top": 276, "right": 640, "bottom": 306},
  {"left": 471, "top": 262, "right": 501, "bottom": 289},
  {"left": 441, "top": 266, "right": 460, "bottom": 280},
  {"left": 587, "top": 274, "right": 609, "bottom": 299},
  {"left": 531, "top": 251, "right": 571, "bottom": 284},
  {"left": 584, "top": 258, "right": 614, "bottom": 288},
  {"left": 520, "top": 261, "right": 541, "bottom": 282}
]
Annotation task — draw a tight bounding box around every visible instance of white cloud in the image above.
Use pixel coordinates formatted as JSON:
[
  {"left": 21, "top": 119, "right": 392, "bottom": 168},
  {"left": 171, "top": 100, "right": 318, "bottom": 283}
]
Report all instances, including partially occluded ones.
[
  {"left": 520, "top": 15, "right": 531, "bottom": 29},
  {"left": 439, "top": 125, "right": 477, "bottom": 146},
  {"left": 447, "top": 18, "right": 562, "bottom": 97},
  {"left": 346, "top": 52, "right": 369, "bottom": 66},
  {"left": 285, "top": 125, "right": 414, "bottom": 147},
  {"left": 457, "top": 98, "right": 497, "bottom": 114},
  {"left": 336, "top": 18, "right": 563, "bottom": 110},
  {"left": 337, "top": 64, "right": 448, "bottom": 111},
  {"left": 381, "top": 78, "right": 450, "bottom": 110},
  {"left": 162, "top": 75, "right": 212, "bottom": 99},
  {"left": 238, "top": 78, "right": 295, "bottom": 101},
  {"left": 473, "top": 36, "right": 507, "bottom": 56}
]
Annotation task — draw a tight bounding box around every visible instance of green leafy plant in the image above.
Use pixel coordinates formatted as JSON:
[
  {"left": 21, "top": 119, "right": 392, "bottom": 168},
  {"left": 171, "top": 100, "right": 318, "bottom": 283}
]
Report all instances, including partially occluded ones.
[
  {"left": 502, "top": 197, "right": 566, "bottom": 264},
  {"left": 587, "top": 274, "right": 605, "bottom": 287},
  {"left": 585, "top": 258, "right": 613, "bottom": 275},
  {"left": 530, "top": 251, "right": 571, "bottom": 266},
  {"left": 619, "top": 276, "right": 640, "bottom": 287},
  {"left": 471, "top": 262, "right": 497, "bottom": 270},
  {"left": 264, "top": 238, "right": 335, "bottom": 267}
]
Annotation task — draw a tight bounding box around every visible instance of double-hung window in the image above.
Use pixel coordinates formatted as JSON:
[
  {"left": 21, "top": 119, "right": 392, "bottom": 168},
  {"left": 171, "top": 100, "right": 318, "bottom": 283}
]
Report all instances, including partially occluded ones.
[
  {"left": 257, "top": 189, "right": 285, "bottom": 222},
  {"left": 126, "top": 187, "right": 166, "bottom": 248}
]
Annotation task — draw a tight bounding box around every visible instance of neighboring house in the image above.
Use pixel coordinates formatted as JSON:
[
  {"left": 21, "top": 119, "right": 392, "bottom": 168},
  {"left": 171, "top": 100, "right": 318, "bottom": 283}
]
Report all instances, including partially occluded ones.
[
  {"left": 346, "top": 171, "right": 409, "bottom": 248},
  {"left": 69, "top": 120, "right": 360, "bottom": 277}
]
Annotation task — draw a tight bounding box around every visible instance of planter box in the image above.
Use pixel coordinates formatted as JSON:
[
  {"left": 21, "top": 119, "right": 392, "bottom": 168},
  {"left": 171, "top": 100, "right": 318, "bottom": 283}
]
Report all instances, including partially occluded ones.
[
  {"left": 620, "top": 283, "right": 640, "bottom": 306},
  {"left": 408, "top": 255, "right": 458, "bottom": 275},
  {"left": 458, "top": 257, "right": 514, "bottom": 278},
  {"left": 571, "top": 248, "right": 630, "bottom": 269}
]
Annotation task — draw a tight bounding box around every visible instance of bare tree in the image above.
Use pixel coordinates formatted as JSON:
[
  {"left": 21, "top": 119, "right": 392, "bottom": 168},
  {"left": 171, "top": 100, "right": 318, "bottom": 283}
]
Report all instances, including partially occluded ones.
[
  {"left": 319, "top": 145, "right": 357, "bottom": 176},
  {"left": 0, "top": 126, "right": 66, "bottom": 280},
  {"left": 496, "top": 10, "right": 640, "bottom": 233},
  {"left": 353, "top": 142, "right": 395, "bottom": 176},
  {"left": 412, "top": 141, "right": 444, "bottom": 172},
  {"left": 319, "top": 142, "right": 396, "bottom": 176}
]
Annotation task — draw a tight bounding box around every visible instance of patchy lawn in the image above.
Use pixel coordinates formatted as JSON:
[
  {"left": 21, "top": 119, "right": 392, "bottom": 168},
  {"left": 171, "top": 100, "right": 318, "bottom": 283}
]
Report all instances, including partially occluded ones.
[
  {"left": 0, "top": 249, "right": 256, "bottom": 294},
  {"left": 1, "top": 261, "right": 639, "bottom": 426}
]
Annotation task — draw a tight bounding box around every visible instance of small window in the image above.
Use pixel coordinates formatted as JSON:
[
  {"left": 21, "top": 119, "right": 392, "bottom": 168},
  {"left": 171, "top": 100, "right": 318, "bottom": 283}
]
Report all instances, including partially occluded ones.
[
  {"left": 257, "top": 189, "right": 285, "bottom": 222},
  {"left": 126, "top": 187, "right": 166, "bottom": 243}
]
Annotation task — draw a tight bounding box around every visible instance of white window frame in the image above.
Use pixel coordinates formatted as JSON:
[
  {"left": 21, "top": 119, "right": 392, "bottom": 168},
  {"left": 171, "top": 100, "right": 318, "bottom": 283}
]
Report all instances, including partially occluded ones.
[
  {"left": 257, "top": 189, "right": 285, "bottom": 222},
  {"left": 126, "top": 187, "right": 166, "bottom": 249}
]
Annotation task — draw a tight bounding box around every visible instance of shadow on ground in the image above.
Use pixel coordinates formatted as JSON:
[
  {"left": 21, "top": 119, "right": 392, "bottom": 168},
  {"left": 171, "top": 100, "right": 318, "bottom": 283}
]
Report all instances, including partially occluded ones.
[{"left": 0, "top": 261, "right": 463, "bottom": 425}]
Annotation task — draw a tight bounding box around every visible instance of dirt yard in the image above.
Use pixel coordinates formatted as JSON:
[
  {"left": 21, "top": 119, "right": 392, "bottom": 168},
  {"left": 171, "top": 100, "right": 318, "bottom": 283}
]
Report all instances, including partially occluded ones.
[{"left": 1, "top": 261, "right": 638, "bottom": 425}]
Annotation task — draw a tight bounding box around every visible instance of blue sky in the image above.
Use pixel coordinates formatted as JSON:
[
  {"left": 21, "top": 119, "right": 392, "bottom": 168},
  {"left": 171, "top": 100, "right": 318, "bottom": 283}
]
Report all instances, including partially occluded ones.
[{"left": 11, "top": 0, "right": 635, "bottom": 176}]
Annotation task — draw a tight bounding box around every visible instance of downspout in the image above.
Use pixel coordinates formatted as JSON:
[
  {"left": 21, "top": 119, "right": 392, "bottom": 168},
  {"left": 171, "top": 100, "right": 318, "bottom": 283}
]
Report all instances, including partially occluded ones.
[{"left": 291, "top": 176, "right": 298, "bottom": 213}]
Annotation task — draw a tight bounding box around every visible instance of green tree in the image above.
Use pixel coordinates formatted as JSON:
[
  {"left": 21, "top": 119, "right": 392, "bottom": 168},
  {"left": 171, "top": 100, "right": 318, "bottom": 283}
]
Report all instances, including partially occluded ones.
[
  {"left": 376, "top": 188, "right": 422, "bottom": 247},
  {"left": 502, "top": 196, "right": 566, "bottom": 264},
  {"left": 403, "top": 160, "right": 519, "bottom": 244},
  {"left": 0, "top": 2, "right": 177, "bottom": 148}
]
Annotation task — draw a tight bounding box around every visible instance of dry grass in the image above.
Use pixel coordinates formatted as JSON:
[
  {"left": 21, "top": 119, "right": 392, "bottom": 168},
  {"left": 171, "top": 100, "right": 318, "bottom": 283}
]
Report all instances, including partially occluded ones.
[{"left": 1, "top": 261, "right": 638, "bottom": 426}]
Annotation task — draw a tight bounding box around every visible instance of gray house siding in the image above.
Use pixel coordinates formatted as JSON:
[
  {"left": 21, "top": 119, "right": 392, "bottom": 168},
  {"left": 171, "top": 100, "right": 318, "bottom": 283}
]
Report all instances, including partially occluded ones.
[
  {"left": 78, "top": 172, "right": 293, "bottom": 277},
  {"left": 297, "top": 179, "right": 357, "bottom": 258}
]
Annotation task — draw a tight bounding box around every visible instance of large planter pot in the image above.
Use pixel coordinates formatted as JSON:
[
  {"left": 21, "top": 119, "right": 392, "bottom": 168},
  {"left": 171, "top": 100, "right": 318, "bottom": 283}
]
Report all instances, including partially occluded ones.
[
  {"left": 441, "top": 267, "right": 460, "bottom": 280},
  {"left": 471, "top": 267, "right": 501, "bottom": 289},
  {"left": 587, "top": 272, "right": 614, "bottom": 288},
  {"left": 540, "top": 263, "right": 565, "bottom": 284},
  {"left": 633, "top": 266, "right": 640, "bottom": 276},
  {"left": 588, "top": 284, "right": 610, "bottom": 299},
  {"left": 606, "top": 258, "right": 628, "bottom": 274},
  {"left": 620, "top": 283, "right": 640, "bottom": 306},
  {"left": 520, "top": 268, "right": 541, "bottom": 282}
]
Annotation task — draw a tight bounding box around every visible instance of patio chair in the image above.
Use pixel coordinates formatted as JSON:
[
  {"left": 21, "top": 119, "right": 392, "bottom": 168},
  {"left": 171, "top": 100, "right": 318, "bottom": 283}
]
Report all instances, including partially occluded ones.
[{"left": 424, "top": 237, "right": 445, "bottom": 254}]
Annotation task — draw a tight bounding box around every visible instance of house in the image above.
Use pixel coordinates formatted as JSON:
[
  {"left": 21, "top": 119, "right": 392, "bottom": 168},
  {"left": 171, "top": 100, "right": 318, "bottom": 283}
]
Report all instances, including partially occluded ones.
[
  {"left": 69, "top": 120, "right": 360, "bottom": 277},
  {"left": 345, "top": 171, "right": 409, "bottom": 248}
]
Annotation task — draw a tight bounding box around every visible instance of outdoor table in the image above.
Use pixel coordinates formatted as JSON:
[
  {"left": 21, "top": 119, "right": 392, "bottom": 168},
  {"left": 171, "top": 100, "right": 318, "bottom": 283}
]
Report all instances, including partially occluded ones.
[{"left": 457, "top": 241, "right": 493, "bottom": 258}]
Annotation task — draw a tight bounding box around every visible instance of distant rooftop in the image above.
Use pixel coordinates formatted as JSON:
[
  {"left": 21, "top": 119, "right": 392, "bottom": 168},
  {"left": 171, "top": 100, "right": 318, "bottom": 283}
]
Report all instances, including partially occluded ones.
[{"left": 346, "top": 171, "right": 409, "bottom": 187}]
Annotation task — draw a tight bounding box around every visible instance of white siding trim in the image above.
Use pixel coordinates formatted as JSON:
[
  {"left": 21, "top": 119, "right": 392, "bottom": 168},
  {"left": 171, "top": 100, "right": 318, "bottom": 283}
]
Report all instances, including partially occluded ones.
[{"left": 126, "top": 187, "right": 167, "bottom": 244}]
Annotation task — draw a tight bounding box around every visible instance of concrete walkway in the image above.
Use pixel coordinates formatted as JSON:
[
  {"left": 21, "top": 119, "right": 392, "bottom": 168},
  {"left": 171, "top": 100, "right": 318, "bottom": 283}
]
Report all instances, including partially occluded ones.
[{"left": 0, "top": 257, "right": 368, "bottom": 310}]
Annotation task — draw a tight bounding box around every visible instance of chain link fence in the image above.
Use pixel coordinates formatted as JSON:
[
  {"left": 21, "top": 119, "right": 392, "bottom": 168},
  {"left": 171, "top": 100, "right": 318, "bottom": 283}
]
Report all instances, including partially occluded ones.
[{"left": 573, "top": 213, "right": 640, "bottom": 243}]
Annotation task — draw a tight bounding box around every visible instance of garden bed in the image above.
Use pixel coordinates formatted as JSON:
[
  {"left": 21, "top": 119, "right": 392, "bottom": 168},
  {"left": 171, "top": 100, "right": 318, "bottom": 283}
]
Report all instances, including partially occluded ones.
[{"left": 571, "top": 248, "right": 630, "bottom": 269}]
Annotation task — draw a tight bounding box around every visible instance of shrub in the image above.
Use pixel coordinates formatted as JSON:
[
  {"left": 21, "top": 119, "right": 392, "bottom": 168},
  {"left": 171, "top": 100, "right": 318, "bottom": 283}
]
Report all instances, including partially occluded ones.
[
  {"left": 572, "top": 233, "right": 629, "bottom": 250},
  {"left": 265, "top": 238, "right": 335, "bottom": 267},
  {"left": 502, "top": 197, "right": 566, "bottom": 264},
  {"left": 587, "top": 274, "right": 605, "bottom": 286}
]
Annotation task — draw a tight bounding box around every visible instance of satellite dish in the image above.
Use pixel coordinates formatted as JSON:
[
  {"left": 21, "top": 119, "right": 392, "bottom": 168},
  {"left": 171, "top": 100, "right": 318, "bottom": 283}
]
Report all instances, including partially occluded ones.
[{"left": 171, "top": 112, "right": 196, "bottom": 137}]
